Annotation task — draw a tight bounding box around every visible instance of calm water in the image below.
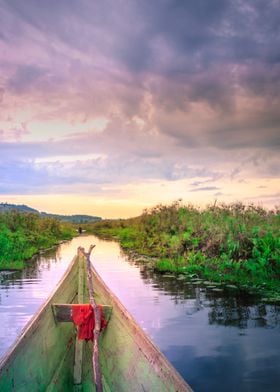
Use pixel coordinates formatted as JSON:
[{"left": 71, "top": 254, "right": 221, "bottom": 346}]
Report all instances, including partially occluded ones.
[{"left": 0, "top": 235, "right": 279, "bottom": 391}]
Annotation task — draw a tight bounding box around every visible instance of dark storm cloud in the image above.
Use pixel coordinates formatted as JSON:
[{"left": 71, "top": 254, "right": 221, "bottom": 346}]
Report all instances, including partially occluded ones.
[
  {"left": 0, "top": 0, "right": 279, "bottom": 199},
  {"left": 240, "top": 63, "right": 280, "bottom": 97},
  {"left": 2, "top": 0, "right": 279, "bottom": 71},
  {"left": 2, "top": 0, "right": 279, "bottom": 112},
  {"left": 8, "top": 65, "right": 48, "bottom": 93}
]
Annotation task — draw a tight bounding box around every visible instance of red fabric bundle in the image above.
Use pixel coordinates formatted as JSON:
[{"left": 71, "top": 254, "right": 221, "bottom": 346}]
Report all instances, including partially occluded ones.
[{"left": 71, "top": 304, "right": 107, "bottom": 341}]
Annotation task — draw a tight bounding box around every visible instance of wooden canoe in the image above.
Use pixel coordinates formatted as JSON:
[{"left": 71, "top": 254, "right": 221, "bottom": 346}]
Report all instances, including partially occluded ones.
[{"left": 0, "top": 250, "right": 193, "bottom": 391}]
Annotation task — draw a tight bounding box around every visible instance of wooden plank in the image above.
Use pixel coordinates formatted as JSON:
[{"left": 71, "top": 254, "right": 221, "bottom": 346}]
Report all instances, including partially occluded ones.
[
  {"left": 52, "top": 304, "right": 112, "bottom": 324},
  {"left": 83, "top": 246, "right": 104, "bottom": 392},
  {"left": 74, "top": 254, "right": 85, "bottom": 387},
  {"left": 77, "top": 252, "right": 85, "bottom": 304}
]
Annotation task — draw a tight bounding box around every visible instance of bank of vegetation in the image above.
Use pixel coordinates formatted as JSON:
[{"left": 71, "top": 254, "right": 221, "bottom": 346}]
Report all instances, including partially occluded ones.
[
  {"left": 0, "top": 210, "right": 75, "bottom": 270},
  {"left": 91, "top": 201, "right": 280, "bottom": 299}
]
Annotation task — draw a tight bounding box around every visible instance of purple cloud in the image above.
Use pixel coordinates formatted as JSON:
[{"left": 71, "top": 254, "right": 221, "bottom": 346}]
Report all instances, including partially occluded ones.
[{"left": 0, "top": 0, "right": 279, "bottom": 208}]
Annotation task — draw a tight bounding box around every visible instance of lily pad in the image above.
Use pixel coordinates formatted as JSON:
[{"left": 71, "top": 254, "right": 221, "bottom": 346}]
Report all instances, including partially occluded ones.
[
  {"left": 261, "top": 298, "right": 280, "bottom": 305},
  {"left": 191, "top": 279, "right": 203, "bottom": 283},
  {"left": 225, "top": 284, "right": 239, "bottom": 290}
]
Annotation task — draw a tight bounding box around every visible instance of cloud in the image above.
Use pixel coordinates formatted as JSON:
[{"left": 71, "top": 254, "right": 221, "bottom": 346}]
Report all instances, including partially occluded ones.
[
  {"left": 0, "top": 145, "right": 220, "bottom": 194},
  {"left": 0, "top": 87, "right": 4, "bottom": 103},
  {"left": 190, "top": 186, "right": 221, "bottom": 193},
  {"left": 0, "top": 160, "right": 50, "bottom": 193},
  {"left": 7, "top": 65, "right": 48, "bottom": 94},
  {"left": 0, "top": 0, "right": 279, "bottom": 208},
  {"left": 1, "top": 1, "right": 279, "bottom": 147},
  {"left": 245, "top": 191, "right": 280, "bottom": 202},
  {"left": 0, "top": 127, "right": 29, "bottom": 142},
  {"left": 0, "top": 113, "right": 279, "bottom": 195}
]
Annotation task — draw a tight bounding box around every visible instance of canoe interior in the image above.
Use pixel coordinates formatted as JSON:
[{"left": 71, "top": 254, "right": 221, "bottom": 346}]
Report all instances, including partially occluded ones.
[{"left": 0, "top": 253, "right": 192, "bottom": 391}]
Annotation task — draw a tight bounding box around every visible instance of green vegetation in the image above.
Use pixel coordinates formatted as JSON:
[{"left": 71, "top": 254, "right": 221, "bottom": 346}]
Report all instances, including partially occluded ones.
[
  {"left": 0, "top": 210, "right": 76, "bottom": 270},
  {"left": 91, "top": 201, "right": 280, "bottom": 299}
]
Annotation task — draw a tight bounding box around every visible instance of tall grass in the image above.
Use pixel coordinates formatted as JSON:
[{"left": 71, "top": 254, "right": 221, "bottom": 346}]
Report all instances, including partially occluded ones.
[
  {"left": 0, "top": 210, "right": 75, "bottom": 269},
  {"left": 91, "top": 201, "right": 280, "bottom": 295}
]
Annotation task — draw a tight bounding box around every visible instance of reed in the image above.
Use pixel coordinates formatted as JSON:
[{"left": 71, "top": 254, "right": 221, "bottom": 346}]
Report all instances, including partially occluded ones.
[
  {"left": 90, "top": 201, "right": 280, "bottom": 298},
  {"left": 0, "top": 210, "right": 75, "bottom": 270}
]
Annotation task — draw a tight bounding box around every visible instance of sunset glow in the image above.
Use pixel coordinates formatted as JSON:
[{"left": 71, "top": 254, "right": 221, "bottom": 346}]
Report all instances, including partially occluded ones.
[{"left": 0, "top": 0, "right": 279, "bottom": 217}]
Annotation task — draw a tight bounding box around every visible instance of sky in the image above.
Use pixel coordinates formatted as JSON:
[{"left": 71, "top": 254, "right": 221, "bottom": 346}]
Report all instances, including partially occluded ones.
[{"left": 0, "top": 0, "right": 279, "bottom": 218}]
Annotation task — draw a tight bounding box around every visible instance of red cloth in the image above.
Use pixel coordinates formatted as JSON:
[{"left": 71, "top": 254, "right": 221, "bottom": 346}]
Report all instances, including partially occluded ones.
[{"left": 71, "top": 304, "right": 107, "bottom": 341}]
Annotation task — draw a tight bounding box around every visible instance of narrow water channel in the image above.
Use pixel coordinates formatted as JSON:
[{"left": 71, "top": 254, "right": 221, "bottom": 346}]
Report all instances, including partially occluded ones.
[{"left": 0, "top": 235, "right": 279, "bottom": 391}]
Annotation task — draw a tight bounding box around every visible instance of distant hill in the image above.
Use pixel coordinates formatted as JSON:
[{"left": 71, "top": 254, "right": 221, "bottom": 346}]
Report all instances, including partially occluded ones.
[
  {"left": 40, "top": 212, "right": 102, "bottom": 223},
  {"left": 0, "top": 203, "right": 38, "bottom": 214},
  {"left": 0, "top": 203, "right": 102, "bottom": 223}
]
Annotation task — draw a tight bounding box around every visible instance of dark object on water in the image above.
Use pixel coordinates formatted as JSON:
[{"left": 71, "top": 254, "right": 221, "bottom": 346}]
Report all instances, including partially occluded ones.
[{"left": 78, "top": 226, "right": 82, "bottom": 234}]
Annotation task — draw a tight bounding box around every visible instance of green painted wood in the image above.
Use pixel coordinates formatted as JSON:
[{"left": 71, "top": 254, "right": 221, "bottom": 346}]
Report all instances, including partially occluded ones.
[
  {"left": 51, "top": 304, "right": 112, "bottom": 325},
  {"left": 46, "top": 342, "right": 75, "bottom": 392},
  {"left": 0, "top": 256, "right": 79, "bottom": 391},
  {"left": 0, "top": 253, "right": 193, "bottom": 392},
  {"left": 87, "top": 264, "right": 193, "bottom": 392},
  {"left": 74, "top": 255, "right": 85, "bottom": 388}
]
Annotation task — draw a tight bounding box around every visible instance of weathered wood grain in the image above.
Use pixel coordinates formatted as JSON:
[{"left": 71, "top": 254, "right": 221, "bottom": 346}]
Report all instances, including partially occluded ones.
[
  {"left": 73, "top": 255, "right": 85, "bottom": 389},
  {"left": 52, "top": 304, "right": 112, "bottom": 323},
  {"left": 0, "top": 250, "right": 193, "bottom": 392}
]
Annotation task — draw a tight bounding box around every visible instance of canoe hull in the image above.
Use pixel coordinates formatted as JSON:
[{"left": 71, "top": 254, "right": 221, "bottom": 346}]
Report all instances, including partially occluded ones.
[
  {"left": 92, "top": 263, "right": 192, "bottom": 392},
  {"left": 0, "top": 256, "right": 79, "bottom": 391},
  {"left": 0, "top": 253, "right": 192, "bottom": 391}
]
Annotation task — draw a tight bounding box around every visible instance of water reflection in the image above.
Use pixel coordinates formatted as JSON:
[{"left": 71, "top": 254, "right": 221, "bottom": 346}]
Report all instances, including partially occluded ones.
[
  {"left": 0, "top": 236, "right": 279, "bottom": 392},
  {"left": 118, "top": 258, "right": 280, "bottom": 391},
  {"left": 0, "top": 239, "right": 86, "bottom": 357},
  {"left": 132, "top": 261, "right": 280, "bottom": 330}
]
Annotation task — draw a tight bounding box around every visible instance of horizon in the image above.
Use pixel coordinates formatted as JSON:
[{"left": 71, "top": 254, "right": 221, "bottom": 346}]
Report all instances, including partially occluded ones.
[
  {"left": 0, "top": 198, "right": 278, "bottom": 221},
  {"left": 0, "top": 0, "right": 279, "bottom": 217}
]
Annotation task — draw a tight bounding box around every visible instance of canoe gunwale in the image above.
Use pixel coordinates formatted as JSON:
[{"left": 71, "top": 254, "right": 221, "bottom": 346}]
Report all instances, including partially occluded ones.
[
  {"left": 91, "top": 263, "right": 193, "bottom": 392},
  {"left": 0, "top": 254, "right": 78, "bottom": 370}
]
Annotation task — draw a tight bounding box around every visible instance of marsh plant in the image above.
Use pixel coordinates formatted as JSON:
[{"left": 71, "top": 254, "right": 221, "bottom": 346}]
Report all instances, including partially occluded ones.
[
  {"left": 0, "top": 210, "right": 75, "bottom": 269},
  {"left": 91, "top": 201, "right": 280, "bottom": 297}
]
